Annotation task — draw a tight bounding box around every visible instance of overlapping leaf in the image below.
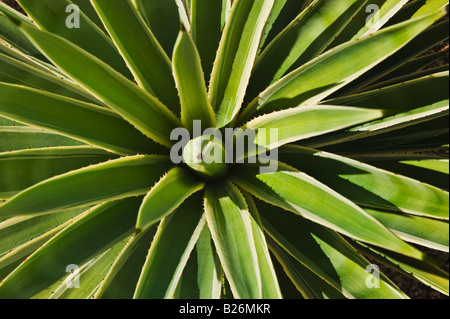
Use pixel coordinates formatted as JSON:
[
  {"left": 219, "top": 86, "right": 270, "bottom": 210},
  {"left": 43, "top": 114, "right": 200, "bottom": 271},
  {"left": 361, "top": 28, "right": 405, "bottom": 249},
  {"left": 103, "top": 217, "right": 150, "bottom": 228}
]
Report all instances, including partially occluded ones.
[
  {"left": 0, "top": 83, "right": 164, "bottom": 155},
  {"left": 0, "top": 155, "right": 171, "bottom": 218},
  {"left": 279, "top": 145, "right": 449, "bottom": 219},
  {"left": 205, "top": 182, "right": 262, "bottom": 299},
  {"left": 238, "top": 10, "right": 444, "bottom": 122},
  {"left": 209, "top": 0, "right": 275, "bottom": 127},
  {"left": 232, "top": 163, "right": 429, "bottom": 261},
  {"left": 91, "top": 0, "right": 180, "bottom": 111},
  {"left": 0, "top": 147, "right": 117, "bottom": 199},
  {"left": 134, "top": 194, "right": 205, "bottom": 299},
  {"left": 0, "top": 199, "right": 141, "bottom": 299},
  {"left": 13, "top": 20, "right": 181, "bottom": 147}
]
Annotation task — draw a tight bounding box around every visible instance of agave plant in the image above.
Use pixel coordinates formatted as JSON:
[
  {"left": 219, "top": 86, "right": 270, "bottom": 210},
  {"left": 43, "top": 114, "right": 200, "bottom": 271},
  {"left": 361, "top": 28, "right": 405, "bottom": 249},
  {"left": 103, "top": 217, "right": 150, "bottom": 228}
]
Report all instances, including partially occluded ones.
[{"left": 0, "top": 0, "right": 448, "bottom": 300}]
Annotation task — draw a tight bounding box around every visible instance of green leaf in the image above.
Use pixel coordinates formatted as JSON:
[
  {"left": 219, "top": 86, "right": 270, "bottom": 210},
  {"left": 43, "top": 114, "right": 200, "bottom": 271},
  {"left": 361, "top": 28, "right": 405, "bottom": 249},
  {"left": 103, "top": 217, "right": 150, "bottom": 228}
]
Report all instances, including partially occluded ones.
[
  {"left": 191, "top": 0, "right": 229, "bottom": 81},
  {"left": 258, "top": 0, "right": 311, "bottom": 52},
  {"left": 0, "top": 147, "right": 118, "bottom": 200},
  {"left": 379, "top": 49, "right": 448, "bottom": 81},
  {"left": 0, "top": 42, "right": 64, "bottom": 77},
  {"left": 315, "top": 115, "right": 449, "bottom": 155},
  {"left": 410, "top": 0, "right": 449, "bottom": 18},
  {"left": 366, "top": 64, "right": 449, "bottom": 90},
  {"left": 135, "top": 167, "right": 204, "bottom": 232},
  {"left": 0, "top": 207, "right": 86, "bottom": 258},
  {"left": 0, "top": 52, "right": 100, "bottom": 104},
  {"left": 267, "top": 246, "right": 304, "bottom": 299},
  {"left": 0, "top": 3, "right": 45, "bottom": 60},
  {"left": 248, "top": 0, "right": 368, "bottom": 101},
  {"left": 232, "top": 163, "right": 429, "bottom": 262},
  {"left": 173, "top": 28, "right": 216, "bottom": 132},
  {"left": 385, "top": 0, "right": 430, "bottom": 25},
  {"left": 173, "top": 248, "right": 201, "bottom": 299},
  {"left": 309, "top": 94, "right": 449, "bottom": 149},
  {"left": 0, "top": 198, "right": 141, "bottom": 299},
  {"left": 244, "top": 105, "right": 383, "bottom": 150},
  {"left": 324, "top": 71, "right": 449, "bottom": 112},
  {"left": 14, "top": 21, "right": 181, "bottom": 147},
  {"left": 267, "top": 238, "right": 347, "bottom": 299},
  {"left": 0, "top": 126, "right": 84, "bottom": 153},
  {"left": 256, "top": 0, "right": 290, "bottom": 55},
  {"left": 354, "top": 0, "right": 409, "bottom": 38},
  {"left": 91, "top": 0, "right": 180, "bottom": 112},
  {"left": 237, "top": 10, "right": 444, "bottom": 122},
  {"left": 401, "top": 159, "right": 449, "bottom": 174},
  {"left": 0, "top": 83, "right": 165, "bottom": 155},
  {"left": 134, "top": 0, "right": 180, "bottom": 56},
  {"left": 355, "top": 242, "right": 449, "bottom": 295},
  {"left": 327, "top": 0, "right": 409, "bottom": 48},
  {"left": 205, "top": 182, "right": 262, "bottom": 299},
  {"left": 344, "top": 145, "right": 450, "bottom": 162},
  {"left": 348, "top": 97, "right": 449, "bottom": 133},
  {"left": 94, "top": 226, "right": 157, "bottom": 299},
  {"left": 366, "top": 159, "right": 449, "bottom": 190},
  {"left": 258, "top": 200, "right": 409, "bottom": 298},
  {"left": 0, "top": 115, "right": 22, "bottom": 126},
  {"left": 0, "top": 208, "right": 88, "bottom": 280},
  {"left": 134, "top": 194, "right": 205, "bottom": 299},
  {"left": 0, "top": 260, "right": 22, "bottom": 283},
  {"left": 340, "top": 19, "right": 449, "bottom": 94},
  {"left": 244, "top": 192, "right": 282, "bottom": 299},
  {"left": 48, "top": 239, "right": 129, "bottom": 299},
  {"left": 17, "top": 0, "right": 132, "bottom": 79},
  {"left": 365, "top": 208, "right": 449, "bottom": 251},
  {"left": 279, "top": 145, "right": 449, "bottom": 219},
  {"left": 70, "top": 0, "right": 105, "bottom": 29},
  {"left": 0, "top": 155, "right": 171, "bottom": 219},
  {"left": 0, "top": 2, "right": 33, "bottom": 27},
  {"left": 175, "top": 0, "right": 192, "bottom": 31},
  {"left": 173, "top": 225, "right": 224, "bottom": 299},
  {"left": 194, "top": 227, "right": 223, "bottom": 299},
  {"left": 209, "top": 0, "right": 275, "bottom": 128}
]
